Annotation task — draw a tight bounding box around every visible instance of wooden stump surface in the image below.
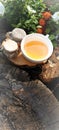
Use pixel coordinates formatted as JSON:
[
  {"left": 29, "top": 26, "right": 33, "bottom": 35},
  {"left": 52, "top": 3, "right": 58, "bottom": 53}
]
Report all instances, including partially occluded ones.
[{"left": 0, "top": 47, "right": 59, "bottom": 130}]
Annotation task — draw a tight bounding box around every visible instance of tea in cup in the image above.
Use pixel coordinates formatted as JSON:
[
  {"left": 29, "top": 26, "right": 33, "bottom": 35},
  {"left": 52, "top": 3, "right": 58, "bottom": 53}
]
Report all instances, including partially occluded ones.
[{"left": 21, "top": 33, "right": 53, "bottom": 63}]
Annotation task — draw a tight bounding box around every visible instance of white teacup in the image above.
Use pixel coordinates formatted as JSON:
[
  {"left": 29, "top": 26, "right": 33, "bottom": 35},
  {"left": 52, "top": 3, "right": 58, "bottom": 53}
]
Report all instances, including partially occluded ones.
[{"left": 21, "top": 33, "right": 53, "bottom": 63}]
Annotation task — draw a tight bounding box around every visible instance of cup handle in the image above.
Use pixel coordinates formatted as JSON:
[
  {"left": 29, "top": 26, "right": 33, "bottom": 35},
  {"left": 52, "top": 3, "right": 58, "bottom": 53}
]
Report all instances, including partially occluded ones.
[{"left": 45, "top": 34, "right": 49, "bottom": 38}]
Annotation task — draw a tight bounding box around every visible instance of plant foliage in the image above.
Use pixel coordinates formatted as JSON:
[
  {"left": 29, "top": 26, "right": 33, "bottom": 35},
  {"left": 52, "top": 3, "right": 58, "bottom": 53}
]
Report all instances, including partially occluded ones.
[
  {"left": 2, "top": 0, "right": 59, "bottom": 47},
  {"left": 3, "top": 0, "right": 46, "bottom": 33}
]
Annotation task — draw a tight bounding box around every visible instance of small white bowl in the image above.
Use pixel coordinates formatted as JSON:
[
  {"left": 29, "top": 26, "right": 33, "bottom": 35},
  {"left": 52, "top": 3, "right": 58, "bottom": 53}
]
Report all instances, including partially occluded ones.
[{"left": 21, "top": 33, "right": 53, "bottom": 63}]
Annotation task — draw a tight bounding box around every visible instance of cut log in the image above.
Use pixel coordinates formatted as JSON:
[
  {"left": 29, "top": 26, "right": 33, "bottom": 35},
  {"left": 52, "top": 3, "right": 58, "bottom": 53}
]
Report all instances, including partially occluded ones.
[
  {"left": 6, "top": 28, "right": 26, "bottom": 42},
  {"left": 12, "top": 28, "right": 26, "bottom": 41},
  {"left": 10, "top": 51, "right": 37, "bottom": 66},
  {"left": 39, "top": 46, "right": 59, "bottom": 100},
  {"left": 39, "top": 46, "right": 59, "bottom": 82},
  {"left": 2, "top": 39, "right": 19, "bottom": 58},
  {"left": 2, "top": 39, "right": 18, "bottom": 52},
  {"left": 0, "top": 78, "right": 59, "bottom": 130},
  {"left": 0, "top": 43, "right": 59, "bottom": 130}
]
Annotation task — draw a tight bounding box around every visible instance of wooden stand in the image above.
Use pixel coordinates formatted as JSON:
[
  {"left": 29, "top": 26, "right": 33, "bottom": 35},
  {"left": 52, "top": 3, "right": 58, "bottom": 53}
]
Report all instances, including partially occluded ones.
[{"left": 10, "top": 51, "right": 37, "bottom": 66}]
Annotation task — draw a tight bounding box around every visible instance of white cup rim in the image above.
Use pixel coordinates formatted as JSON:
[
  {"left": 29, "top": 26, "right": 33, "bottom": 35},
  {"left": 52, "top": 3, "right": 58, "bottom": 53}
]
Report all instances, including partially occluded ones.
[{"left": 21, "top": 33, "right": 53, "bottom": 63}]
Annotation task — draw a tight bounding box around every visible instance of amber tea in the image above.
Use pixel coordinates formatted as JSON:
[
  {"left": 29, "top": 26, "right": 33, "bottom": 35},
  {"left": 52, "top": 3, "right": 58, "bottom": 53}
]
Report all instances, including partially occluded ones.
[{"left": 24, "top": 40, "right": 48, "bottom": 60}]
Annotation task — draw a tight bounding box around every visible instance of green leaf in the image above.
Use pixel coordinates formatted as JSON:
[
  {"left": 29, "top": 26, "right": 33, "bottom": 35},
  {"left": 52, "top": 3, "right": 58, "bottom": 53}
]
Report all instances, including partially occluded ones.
[
  {"left": 3, "top": 0, "right": 46, "bottom": 33},
  {"left": 49, "top": 34, "right": 55, "bottom": 40},
  {"left": 46, "top": 28, "right": 51, "bottom": 34}
]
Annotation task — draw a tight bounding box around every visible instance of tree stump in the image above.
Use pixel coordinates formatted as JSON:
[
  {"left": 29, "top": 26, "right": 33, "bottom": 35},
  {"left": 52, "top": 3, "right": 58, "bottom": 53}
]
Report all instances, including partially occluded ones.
[
  {"left": 38, "top": 46, "right": 59, "bottom": 99},
  {"left": 0, "top": 78, "right": 59, "bottom": 130},
  {"left": 39, "top": 46, "right": 59, "bottom": 82},
  {"left": 0, "top": 35, "right": 59, "bottom": 129},
  {"left": 0, "top": 49, "right": 59, "bottom": 130}
]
